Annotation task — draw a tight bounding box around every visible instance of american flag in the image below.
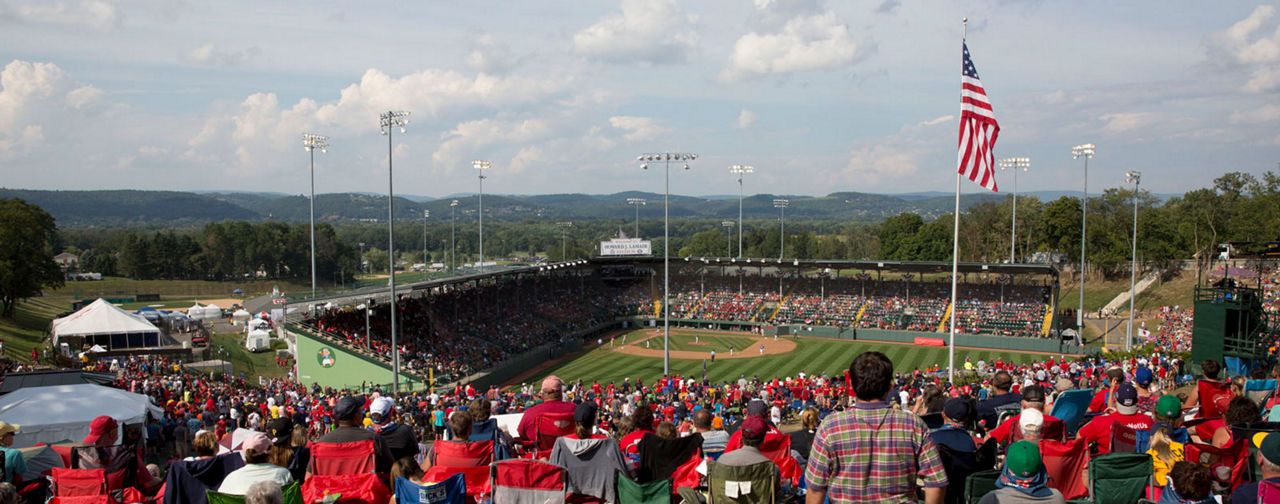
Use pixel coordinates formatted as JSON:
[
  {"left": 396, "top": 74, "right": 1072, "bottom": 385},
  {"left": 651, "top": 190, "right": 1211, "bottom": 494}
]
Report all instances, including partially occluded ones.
[{"left": 958, "top": 42, "right": 999, "bottom": 192}]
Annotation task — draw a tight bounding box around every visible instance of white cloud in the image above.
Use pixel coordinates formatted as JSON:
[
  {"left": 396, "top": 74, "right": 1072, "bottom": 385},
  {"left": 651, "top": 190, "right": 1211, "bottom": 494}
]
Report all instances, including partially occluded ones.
[
  {"left": 1229, "top": 103, "right": 1280, "bottom": 123},
  {"left": 432, "top": 118, "right": 553, "bottom": 171},
  {"left": 65, "top": 85, "right": 103, "bottom": 109},
  {"left": 919, "top": 115, "right": 953, "bottom": 127},
  {"left": 0, "top": 60, "right": 65, "bottom": 132},
  {"left": 1244, "top": 64, "right": 1280, "bottom": 92},
  {"left": 608, "top": 116, "right": 668, "bottom": 141},
  {"left": 735, "top": 109, "right": 756, "bottom": 129},
  {"left": 721, "top": 11, "right": 864, "bottom": 80},
  {"left": 573, "top": 0, "right": 698, "bottom": 64},
  {"left": 11, "top": 0, "right": 120, "bottom": 30},
  {"left": 1099, "top": 112, "right": 1155, "bottom": 133},
  {"left": 1207, "top": 5, "right": 1280, "bottom": 92},
  {"left": 185, "top": 43, "right": 261, "bottom": 67},
  {"left": 465, "top": 34, "right": 517, "bottom": 74},
  {"left": 833, "top": 116, "right": 952, "bottom": 188}
]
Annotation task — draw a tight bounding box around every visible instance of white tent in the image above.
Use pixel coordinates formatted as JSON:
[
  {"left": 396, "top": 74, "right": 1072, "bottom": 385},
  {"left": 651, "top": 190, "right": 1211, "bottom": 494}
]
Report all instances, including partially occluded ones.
[
  {"left": 186, "top": 303, "right": 207, "bottom": 320},
  {"left": 231, "top": 309, "right": 251, "bottom": 323},
  {"left": 50, "top": 299, "right": 160, "bottom": 349},
  {"left": 245, "top": 329, "right": 271, "bottom": 352},
  {"left": 246, "top": 318, "right": 270, "bottom": 331},
  {"left": 0, "top": 384, "right": 164, "bottom": 448},
  {"left": 202, "top": 304, "right": 223, "bottom": 320}
]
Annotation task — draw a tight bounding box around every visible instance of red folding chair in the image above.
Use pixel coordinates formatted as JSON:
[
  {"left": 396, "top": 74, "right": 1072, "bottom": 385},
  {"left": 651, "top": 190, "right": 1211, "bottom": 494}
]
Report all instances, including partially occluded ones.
[
  {"left": 424, "top": 465, "right": 492, "bottom": 504},
  {"left": 1185, "top": 440, "right": 1248, "bottom": 490},
  {"left": 521, "top": 413, "right": 574, "bottom": 460},
  {"left": 1039, "top": 438, "right": 1089, "bottom": 500},
  {"left": 301, "top": 473, "right": 390, "bottom": 504},
  {"left": 431, "top": 440, "right": 494, "bottom": 468},
  {"left": 756, "top": 432, "right": 802, "bottom": 487},
  {"left": 491, "top": 459, "right": 567, "bottom": 504},
  {"left": 308, "top": 440, "right": 375, "bottom": 475},
  {"left": 50, "top": 468, "right": 107, "bottom": 497}
]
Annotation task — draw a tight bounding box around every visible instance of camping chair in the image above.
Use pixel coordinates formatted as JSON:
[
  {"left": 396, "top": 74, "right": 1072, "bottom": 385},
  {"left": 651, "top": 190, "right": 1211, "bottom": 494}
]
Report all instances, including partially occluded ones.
[
  {"left": 1185, "top": 439, "right": 1249, "bottom": 490},
  {"left": 518, "top": 413, "right": 574, "bottom": 460},
  {"left": 920, "top": 412, "right": 945, "bottom": 430},
  {"left": 301, "top": 473, "right": 390, "bottom": 504},
  {"left": 469, "top": 418, "right": 513, "bottom": 461},
  {"left": 615, "top": 472, "right": 669, "bottom": 504},
  {"left": 1040, "top": 438, "right": 1090, "bottom": 501},
  {"left": 1110, "top": 422, "right": 1139, "bottom": 454},
  {"left": 430, "top": 441, "right": 494, "bottom": 468},
  {"left": 423, "top": 465, "right": 491, "bottom": 504},
  {"left": 70, "top": 445, "right": 140, "bottom": 502},
  {"left": 161, "top": 452, "right": 245, "bottom": 504},
  {"left": 963, "top": 469, "right": 1001, "bottom": 504},
  {"left": 1049, "top": 389, "right": 1094, "bottom": 437},
  {"left": 550, "top": 437, "right": 627, "bottom": 504},
  {"left": 936, "top": 444, "right": 980, "bottom": 504},
  {"left": 636, "top": 433, "right": 703, "bottom": 492},
  {"left": 706, "top": 460, "right": 778, "bottom": 504},
  {"left": 394, "top": 474, "right": 466, "bottom": 504},
  {"left": 50, "top": 468, "right": 107, "bottom": 498},
  {"left": 491, "top": 459, "right": 567, "bottom": 504},
  {"left": 1245, "top": 379, "right": 1277, "bottom": 411},
  {"left": 308, "top": 440, "right": 375, "bottom": 476},
  {"left": 1259, "top": 480, "right": 1280, "bottom": 503},
  {"left": 755, "top": 433, "right": 801, "bottom": 488},
  {"left": 1085, "top": 452, "right": 1152, "bottom": 504},
  {"left": 204, "top": 481, "right": 303, "bottom": 504}
]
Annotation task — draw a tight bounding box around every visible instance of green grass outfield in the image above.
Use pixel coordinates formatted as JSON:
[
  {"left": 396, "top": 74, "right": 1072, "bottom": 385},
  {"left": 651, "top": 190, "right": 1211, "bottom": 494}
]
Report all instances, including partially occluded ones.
[{"left": 528, "top": 329, "right": 1052, "bottom": 386}]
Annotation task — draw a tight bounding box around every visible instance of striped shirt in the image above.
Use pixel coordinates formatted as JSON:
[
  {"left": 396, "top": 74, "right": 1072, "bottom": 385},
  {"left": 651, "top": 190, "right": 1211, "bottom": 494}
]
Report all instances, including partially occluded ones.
[{"left": 804, "top": 401, "right": 947, "bottom": 502}]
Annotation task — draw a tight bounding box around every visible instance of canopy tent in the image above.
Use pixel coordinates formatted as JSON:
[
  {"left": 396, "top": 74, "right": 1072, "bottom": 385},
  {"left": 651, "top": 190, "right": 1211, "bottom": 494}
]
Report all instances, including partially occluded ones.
[
  {"left": 231, "top": 309, "right": 251, "bottom": 322},
  {"left": 246, "top": 329, "right": 271, "bottom": 352},
  {"left": 202, "top": 304, "right": 223, "bottom": 320},
  {"left": 50, "top": 299, "right": 160, "bottom": 349},
  {"left": 0, "top": 383, "right": 164, "bottom": 448},
  {"left": 18, "top": 445, "right": 64, "bottom": 480},
  {"left": 246, "top": 318, "right": 270, "bottom": 331}
]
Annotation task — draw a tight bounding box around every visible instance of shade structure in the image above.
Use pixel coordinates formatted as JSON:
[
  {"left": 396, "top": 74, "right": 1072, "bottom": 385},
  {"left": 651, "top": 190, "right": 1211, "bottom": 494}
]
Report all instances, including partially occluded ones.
[
  {"left": 0, "top": 383, "right": 164, "bottom": 448},
  {"left": 50, "top": 299, "right": 160, "bottom": 349}
]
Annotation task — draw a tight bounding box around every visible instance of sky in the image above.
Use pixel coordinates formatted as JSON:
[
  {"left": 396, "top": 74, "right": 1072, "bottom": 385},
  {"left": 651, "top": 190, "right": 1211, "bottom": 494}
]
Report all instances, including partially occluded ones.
[{"left": 1, "top": 1, "right": 1278, "bottom": 199}]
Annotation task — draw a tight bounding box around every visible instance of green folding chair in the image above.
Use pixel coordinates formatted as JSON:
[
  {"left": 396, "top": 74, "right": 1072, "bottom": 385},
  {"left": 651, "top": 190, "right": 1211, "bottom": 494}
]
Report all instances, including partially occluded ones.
[
  {"left": 206, "top": 481, "right": 303, "bottom": 504},
  {"left": 963, "top": 469, "right": 1001, "bottom": 504},
  {"left": 616, "top": 471, "right": 670, "bottom": 504},
  {"left": 1086, "top": 453, "right": 1152, "bottom": 504},
  {"left": 706, "top": 460, "right": 778, "bottom": 504}
]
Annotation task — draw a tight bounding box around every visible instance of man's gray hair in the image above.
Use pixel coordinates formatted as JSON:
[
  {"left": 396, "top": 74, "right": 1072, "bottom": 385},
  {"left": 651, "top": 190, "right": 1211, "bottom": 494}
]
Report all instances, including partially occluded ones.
[
  {"left": 245, "top": 481, "right": 283, "bottom": 504},
  {"left": 0, "top": 482, "right": 17, "bottom": 504}
]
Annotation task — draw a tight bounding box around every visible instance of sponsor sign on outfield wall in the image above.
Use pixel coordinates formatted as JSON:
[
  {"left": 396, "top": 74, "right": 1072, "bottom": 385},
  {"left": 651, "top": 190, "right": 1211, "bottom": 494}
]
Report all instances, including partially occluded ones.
[{"left": 600, "top": 238, "right": 652, "bottom": 256}]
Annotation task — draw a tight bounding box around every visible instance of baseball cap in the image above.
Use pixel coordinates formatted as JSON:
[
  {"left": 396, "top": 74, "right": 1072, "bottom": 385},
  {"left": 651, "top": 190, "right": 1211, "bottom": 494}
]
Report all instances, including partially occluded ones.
[
  {"left": 0, "top": 421, "right": 20, "bottom": 437},
  {"left": 1005, "top": 441, "right": 1042, "bottom": 478},
  {"left": 741, "top": 415, "right": 768, "bottom": 438},
  {"left": 542, "top": 375, "right": 565, "bottom": 392},
  {"left": 1135, "top": 367, "right": 1154, "bottom": 386},
  {"left": 746, "top": 399, "right": 768, "bottom": 418},
  {"left": 1156, "top": 395, "right": 1182, "bottom": 418},
  {"left": 266, "top": 418, "right": 293, "bottom": 445},
  {"left": 370, "top": 397, "right": 395, "bottom": 419},
  {"left": 1019, "top": 408, "right": 1045, "bottom": 432},
  {"left": 1260, "top": 433, "right": 1280, "bottom": 465},
  {"left": 1055, "top": 377, "right": 1074, "bottom": 392},
  {"left": 574, "top": 402, "right": 598, "bottom": 427},
  {"left": 242, "top": 432, "right": 272, "bottom": 454},
  {"left": 1021, "top": 385, "right": 1046, "bottom": 404},
  {"left": 83, "top": 416, "right": 118, "bottom": 445},
  {"left": 333, "top": 395, "right": 365, "bottom": 422},
  {"left": 943, "top": 398, "right": 971, "bottom": 423},
  {"left": 1115, "top": 383, "right": 1139, "bottom": 415}
]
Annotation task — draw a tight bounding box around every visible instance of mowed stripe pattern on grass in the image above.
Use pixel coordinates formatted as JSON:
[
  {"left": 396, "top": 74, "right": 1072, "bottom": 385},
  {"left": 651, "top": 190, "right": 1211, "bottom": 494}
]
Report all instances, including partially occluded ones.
[{"left": 534, "top": 331, "right": 1044, "bottom": 386}]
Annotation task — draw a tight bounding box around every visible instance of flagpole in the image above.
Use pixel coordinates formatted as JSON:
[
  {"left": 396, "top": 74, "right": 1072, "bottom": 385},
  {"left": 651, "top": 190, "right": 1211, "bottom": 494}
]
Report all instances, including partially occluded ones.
[{"left": 950, "top": 18, "right": 966, "bottom": 387}]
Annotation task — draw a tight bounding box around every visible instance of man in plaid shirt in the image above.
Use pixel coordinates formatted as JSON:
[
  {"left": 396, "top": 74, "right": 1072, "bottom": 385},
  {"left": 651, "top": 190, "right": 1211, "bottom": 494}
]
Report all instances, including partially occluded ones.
[{"left": 804, "top": 352, "right": 948, "bottom": 503}]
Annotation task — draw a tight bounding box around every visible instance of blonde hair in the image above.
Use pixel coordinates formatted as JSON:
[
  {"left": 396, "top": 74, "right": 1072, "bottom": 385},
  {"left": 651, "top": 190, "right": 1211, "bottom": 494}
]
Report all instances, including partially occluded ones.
[
  {"left": 801, "top": 407, "right": 820, "bottom": 431},
  {"left": 192, "top": 431, "right": 219, "bottom": 457}
]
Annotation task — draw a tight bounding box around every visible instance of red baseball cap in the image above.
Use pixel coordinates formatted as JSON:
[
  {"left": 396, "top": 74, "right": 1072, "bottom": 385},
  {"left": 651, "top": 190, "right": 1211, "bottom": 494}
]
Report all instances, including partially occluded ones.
[{"left": 83, "top": 416, "right": 118, "bottom": 445}]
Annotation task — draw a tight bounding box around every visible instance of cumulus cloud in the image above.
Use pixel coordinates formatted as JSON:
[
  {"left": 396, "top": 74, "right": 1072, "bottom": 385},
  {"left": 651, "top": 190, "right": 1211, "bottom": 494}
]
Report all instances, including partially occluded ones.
[
  {"left": 919, "top": 115, "right": 953, "bottom": 127},
  {"left": 1099, "top": 112, "right": 1155, "bottom": 133},
  {"left": 465, "top": 34, "right": 518, "bottom": 74},
  {"left": 1207, "top": 5, "right": 1280, "bottom": 92},
  {"left": 721, "top": 11, "right": 866, "bottom": 80},
  {"left": 0, "top": 60, "right": 65, "bottom": 132},
  {"left": 8, "top": 0, "right": 120, "bottom": 30},
  {"left": 573, "top": 0, "right": 698, "bottom": 64},
  {"left": 735, "top": 109, "right": 757, "bottom": 129},
  {"left": 185, "top": 43, "right": 261, "bottom": 67},
  {"left": 432, "top": 118, "right": 552, "bottom": 171},
  {"left": 1229, "top": 103, "right": 1280, "bottom": 123},
  {"left": 834, "top": 116, "right": 951, "bottom": 188},
  {"left": 608, "top": 116, "right": 668, "bottom": 141}
]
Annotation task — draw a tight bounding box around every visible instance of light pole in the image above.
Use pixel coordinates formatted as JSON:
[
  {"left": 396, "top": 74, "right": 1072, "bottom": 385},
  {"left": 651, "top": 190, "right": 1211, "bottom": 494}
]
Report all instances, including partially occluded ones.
[
  {"left": 627, "top": 198, "right": 646, "bottom": 237},
  {"left": 380, "top": 109, "right": 409, "bottom": 394},
  {"left": 998, "top": 157, "right": 1029, "bottom": 264},
  {"left": 730, "top": 165, "right": 753, "bottom": 258},
  {"left": 422, "top": 209, "right": 430, "bottom": 279},
  {"left": 450, "top": 200, "right": 458, "bottom": 273},
  {"left": 773, "top": 199, "right": 789, "bottom": 260},
  {"left": 1071, "top": 144, "right": 1094, "bottom": 330},
  {"left": 302, "top": 133, "right": 328, "bottom": 299},
  {"left": 722, "top": 221, "right": 734, "bottom": 257},
  {"left": 1125, "top": 170, "right": 1142, "bottom": 350},
  {"left": 473, "top": 160, "right": 490, "bottom": 272},
  {"left": 358, "top": 242, "right": 365, "bottom": 274},
  {"left": 638, "top": 152, "right": 696, "bottom": 375},
  {"left": 557, "top": 221, "right": 572, "bottom": 260}
]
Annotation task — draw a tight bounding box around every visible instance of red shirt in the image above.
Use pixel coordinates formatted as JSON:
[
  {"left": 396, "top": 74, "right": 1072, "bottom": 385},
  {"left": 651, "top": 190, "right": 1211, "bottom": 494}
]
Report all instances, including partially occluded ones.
[
  {"left": 1077, "top": 412, "right": 1153, "bottom": 453},
  {"left": 987, "top": 412, "right": 1066, "bottom": 443},
  {"left": 515, "top": 399, "right": 577, "bottom": 441}
]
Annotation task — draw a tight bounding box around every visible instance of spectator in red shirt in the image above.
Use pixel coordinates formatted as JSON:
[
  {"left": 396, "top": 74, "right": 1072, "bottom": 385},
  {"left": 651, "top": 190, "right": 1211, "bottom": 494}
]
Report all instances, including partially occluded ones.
[
  {"left": 515, "top": 376, "right": 577, "bottom": 442},
  {"left": 985, "top": 385, "right": 1065, "bottom": 444},
  {"left": 1078, "top": 383, "right": 1153, "bottom": 454},
  {"left": 1087, "top": 367, "right": 1126, "bottom": 414}
]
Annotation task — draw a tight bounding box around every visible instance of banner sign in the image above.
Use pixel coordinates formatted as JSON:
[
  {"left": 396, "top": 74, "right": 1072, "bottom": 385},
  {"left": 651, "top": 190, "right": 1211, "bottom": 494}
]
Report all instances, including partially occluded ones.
[{"left": 600, "top": 238, "right": 652, "bottom": 256}]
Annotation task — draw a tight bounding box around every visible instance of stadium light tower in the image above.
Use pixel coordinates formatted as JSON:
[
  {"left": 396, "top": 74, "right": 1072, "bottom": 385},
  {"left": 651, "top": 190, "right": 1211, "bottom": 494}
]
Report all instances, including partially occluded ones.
[
  {"left": 380, "top": 110, "right": 409, "bottom": 394},
  {"left": 638, "top": 152, "right": 696, "bottom": 375},
  {"left": 1071, "top": 143, "right": 1094, "bottom": 331},
  {"left": 474, "top": 160, "right": 490, "bottom": 272},
  {"left": 450, "top": 200, "right": 459, "bottom": 273},
  {"left": 773, "top": 199, "right": 789, "bottom": 260},
  {"left": 627, "top": 198, "right": 646, "bottom": 237},
  {"left": 557, "top": 221, "right": 573, "bottom": 260},
  {"left": 722, "top": 221, "right": 734, "bottom": 257},
  {"left": 730, "top": 165, "right": 753, "bottom": 258},
  {"left": 1125, "top": 170, "right": 1142, "bottom": 350},
  {"left": 302, "top": 133, "right": 327, "bottom": 300},
  {"left": 998, "top": 157, "right": 1030, "bottom": 264}
]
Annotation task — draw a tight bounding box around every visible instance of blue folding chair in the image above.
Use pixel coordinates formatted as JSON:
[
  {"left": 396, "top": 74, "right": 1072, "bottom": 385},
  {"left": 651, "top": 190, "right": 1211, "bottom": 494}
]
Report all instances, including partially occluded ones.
[
  {"left": 395, "top": 473, "right": 467, "bottom": 504},
  {"left": 1049, "top": 389, "right": 1094, "bottom": 437},
  {"left": 1246, "top": 379, "right": 1277, "bottom": 413}
]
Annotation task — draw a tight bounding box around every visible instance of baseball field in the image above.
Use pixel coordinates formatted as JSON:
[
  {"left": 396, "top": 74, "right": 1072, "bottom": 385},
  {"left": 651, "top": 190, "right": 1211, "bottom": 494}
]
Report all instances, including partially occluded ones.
[{"left": 515, "top": 328, "right": 1056, "bottom": 387}]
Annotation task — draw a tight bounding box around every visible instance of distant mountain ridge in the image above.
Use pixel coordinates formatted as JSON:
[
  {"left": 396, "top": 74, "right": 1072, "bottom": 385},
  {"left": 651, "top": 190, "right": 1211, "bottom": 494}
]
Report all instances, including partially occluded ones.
[{"left": 0, "top": 187, "right": 1094, "bottom": 228}]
